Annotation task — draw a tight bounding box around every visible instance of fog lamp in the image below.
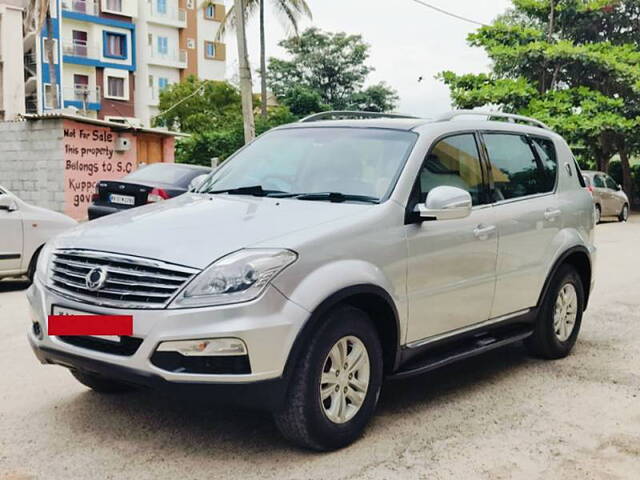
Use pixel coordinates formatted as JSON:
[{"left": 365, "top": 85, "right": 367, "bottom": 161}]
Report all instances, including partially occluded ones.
[{"left": 156, "top": 338, "right": 247, "bottom": 356}]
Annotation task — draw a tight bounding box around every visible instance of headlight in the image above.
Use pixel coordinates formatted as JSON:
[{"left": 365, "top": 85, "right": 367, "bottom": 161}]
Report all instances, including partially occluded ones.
[
  {"left": 170, "top": 249, "right": 297, "bottom": 308},
  {"left": 35, "top": 242, "right": 55, "bottom": 285}
]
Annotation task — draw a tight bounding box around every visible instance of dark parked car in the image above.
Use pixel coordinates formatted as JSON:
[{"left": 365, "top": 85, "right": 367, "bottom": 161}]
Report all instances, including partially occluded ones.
[{"left": 88, "top": 163, "right": 211, "bottom": 220}]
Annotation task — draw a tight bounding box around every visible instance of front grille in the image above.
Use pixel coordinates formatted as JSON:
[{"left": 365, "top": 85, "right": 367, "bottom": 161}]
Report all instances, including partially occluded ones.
[
  {"left": 58, "top": 336, "right": 143, "bottom": 356},
  {"left": 49, "top": 249, "right": 199, "bottom": 309}
]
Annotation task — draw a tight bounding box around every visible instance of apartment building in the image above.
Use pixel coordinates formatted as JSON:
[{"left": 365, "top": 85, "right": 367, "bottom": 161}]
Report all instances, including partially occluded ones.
[
  {"left": 20, "top": 0, "right": 226, "bottom": 127},
  {"left": 136, "top": 0, "right": 227, "bottom": 126}
]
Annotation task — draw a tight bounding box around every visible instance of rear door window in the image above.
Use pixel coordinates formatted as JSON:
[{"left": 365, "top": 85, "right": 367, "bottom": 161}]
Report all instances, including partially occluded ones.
[{"left": 483, "top": 133, "right": 557, "bottom": 201}]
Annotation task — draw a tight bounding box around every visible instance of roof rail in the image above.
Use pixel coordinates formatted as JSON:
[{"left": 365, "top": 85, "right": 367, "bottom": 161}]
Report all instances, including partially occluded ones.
[
  {"left": 299, "top": 110, "right": 420, "bottom": 123},
  {"left": 435, "top": 110, "right": 550, "bottom": 130}
]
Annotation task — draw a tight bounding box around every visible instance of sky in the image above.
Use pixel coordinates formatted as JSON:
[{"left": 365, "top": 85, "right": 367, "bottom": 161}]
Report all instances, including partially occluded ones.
[{"left": 225, "top": 0, "right": 512, "bottom": 117}]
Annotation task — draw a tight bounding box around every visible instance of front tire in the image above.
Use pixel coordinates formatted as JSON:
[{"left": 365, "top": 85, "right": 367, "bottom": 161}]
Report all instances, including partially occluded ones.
[
  {"left": 619, "top": 203, "right": 629, "bottom": 222},
  {"left": 274, "top": 305, "right": 383, "bottom": 451},
  {"left": 525, "top": 264, "right": 584, "bottom": 359},
  {"left": 71, "top": 370, "right": 136, "bottom": 394}
]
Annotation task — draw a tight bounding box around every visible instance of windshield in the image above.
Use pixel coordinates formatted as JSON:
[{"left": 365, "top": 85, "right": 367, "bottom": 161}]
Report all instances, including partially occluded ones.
[
  {"left": 125, "top": 164, "right": 205, "bottom": 187},
  {"left": 197, "top": 127, "right": 418, "bottom": 202}
]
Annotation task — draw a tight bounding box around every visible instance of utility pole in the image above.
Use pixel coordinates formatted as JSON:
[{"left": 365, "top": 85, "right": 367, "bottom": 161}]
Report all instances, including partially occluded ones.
[
  {"left": 259, "top": 0, "right": 268, "bottom": 118},
  {"left": 234, "top": 0, "right": 255, "bottom": 142}
]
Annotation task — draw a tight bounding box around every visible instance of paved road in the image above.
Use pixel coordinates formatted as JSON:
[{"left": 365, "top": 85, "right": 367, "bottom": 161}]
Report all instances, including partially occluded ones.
[{"left": 1, "top": 216, "right": 639, "bottom": 480}]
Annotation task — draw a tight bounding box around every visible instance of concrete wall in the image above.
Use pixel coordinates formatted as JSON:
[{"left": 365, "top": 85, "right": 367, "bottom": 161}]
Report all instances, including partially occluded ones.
[{"left": 0, "top": 120, "right": 66, "bottom": 211}]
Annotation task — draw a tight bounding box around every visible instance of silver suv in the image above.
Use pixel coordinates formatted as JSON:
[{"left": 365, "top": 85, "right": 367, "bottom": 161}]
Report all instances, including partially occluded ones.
[{"left": 28, "top": 111, "right": 596, "bottom": 450}]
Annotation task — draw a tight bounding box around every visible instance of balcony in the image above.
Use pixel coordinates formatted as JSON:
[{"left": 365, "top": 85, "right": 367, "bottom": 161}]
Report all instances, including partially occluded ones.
[
  {"left": 63, "top": 85, "right": 102, "bottom": 110},
  {"left": 148, "top": 5, "right": 187, "bottom": 28},
  {"left": 62, "top": 39, "right": 100, "bottom": 59},
  {"left": 61, "top": 0, "right": 99, "bottom": 16},
  {"left": 148, "top": 48, "right": 188, "bottom": 69}
]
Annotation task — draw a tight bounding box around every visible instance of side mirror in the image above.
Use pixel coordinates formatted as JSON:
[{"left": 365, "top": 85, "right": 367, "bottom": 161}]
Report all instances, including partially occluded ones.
[
  {"left": 0, "top": 195, "right": 18, "bottom": 212},
  {"left": 188, "top": 174, "right": 209, "bottom": 192},
  {"left": 617, "top": 184, "right": 623, "bottom": 191},
  {"left": 415, "top": 186, "right": 472, "bottom": 221}
]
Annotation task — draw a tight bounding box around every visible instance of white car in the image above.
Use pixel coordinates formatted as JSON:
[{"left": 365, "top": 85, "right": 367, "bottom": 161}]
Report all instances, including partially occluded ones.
[{"left": 0, "top": 185, "right": 77, "bottom": 281}]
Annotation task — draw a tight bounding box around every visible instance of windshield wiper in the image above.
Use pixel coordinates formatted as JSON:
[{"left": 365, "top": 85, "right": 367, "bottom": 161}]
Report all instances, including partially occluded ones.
[
  {"left": 206, "top": 185, "right": 286, "bottom": 197},
  {"left": 293, "top": 192, "right": 380, "bottom": 204}
]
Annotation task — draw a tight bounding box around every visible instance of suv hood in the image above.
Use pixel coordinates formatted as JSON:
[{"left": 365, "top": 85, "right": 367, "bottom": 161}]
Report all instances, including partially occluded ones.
[{"left": 55, "top": 193, "right": 371, "bottom": 269}]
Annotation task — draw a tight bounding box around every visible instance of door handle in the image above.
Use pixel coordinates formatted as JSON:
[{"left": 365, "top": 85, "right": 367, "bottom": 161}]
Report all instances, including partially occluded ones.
[
  {"left": 544, "top": 208, "right": 562, "bottom": 221},
  {"left": 473, "top": 224, "right": 496, "bottom": 240}
]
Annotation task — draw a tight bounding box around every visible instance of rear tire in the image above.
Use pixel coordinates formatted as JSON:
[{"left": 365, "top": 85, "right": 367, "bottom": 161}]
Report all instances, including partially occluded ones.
[
  {"left": 71, "top": 370, "right": 136, "bottom": 394},
  {"left": 274, "top": 305, "right": 383, "bottom": 451},
  {"left": 525, "top": 264, "right": 584, "bottom": 360},
  {"left": 595, "top": 204, "right": 602, "bottom": 224},
  {"left": 618, "top": 204, "right": 629, "bottom": 222}
]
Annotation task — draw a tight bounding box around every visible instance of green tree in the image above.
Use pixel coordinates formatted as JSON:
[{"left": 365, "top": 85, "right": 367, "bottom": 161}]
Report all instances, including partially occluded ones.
[
  {"left": 214, "top": 0, "right": 312, "bottom": 117},
  {"left": 154, "top": 77, "right": 241, "bottom": 132},
  {"left": 267, "top": 28, "right": 399, "bottom": 115},
  {"left": 439, "top": 0, "right": 640, "bottom": 202}
]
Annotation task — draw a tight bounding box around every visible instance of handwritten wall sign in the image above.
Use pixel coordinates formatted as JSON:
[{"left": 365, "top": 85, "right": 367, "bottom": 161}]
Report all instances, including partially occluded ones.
[{"left": 62, "top": 120, "right": 137, "bottom": 220}]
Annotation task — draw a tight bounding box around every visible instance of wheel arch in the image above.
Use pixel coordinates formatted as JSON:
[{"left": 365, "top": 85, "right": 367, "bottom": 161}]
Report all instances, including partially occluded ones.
[
  {"left": 538, "top": 246, "right": 592, "bottom": 311},
  {"left": 282, "top": 285, "right": 402, "bottom": 380}
]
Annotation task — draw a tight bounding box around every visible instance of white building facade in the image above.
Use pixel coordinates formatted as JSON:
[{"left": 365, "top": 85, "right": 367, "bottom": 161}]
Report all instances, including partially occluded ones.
[{"left": 136, "top": 0, "right": 227, "bottom": 126}]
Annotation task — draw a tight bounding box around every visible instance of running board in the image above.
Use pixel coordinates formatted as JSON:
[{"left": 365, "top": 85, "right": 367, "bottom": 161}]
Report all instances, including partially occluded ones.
[{"left": 389, "top": 327, "right": 534, "bottom": 380}]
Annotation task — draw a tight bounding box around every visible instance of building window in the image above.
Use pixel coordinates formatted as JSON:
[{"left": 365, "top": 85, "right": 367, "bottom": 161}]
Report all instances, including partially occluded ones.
[
  {"left": 71, "top": 30, "right": 88, "bottom": 57},
  {"left": 157, "top": 0, "right": 167, "bottom": 14},
  {"left": 107, "top": 76, "right": 125, "bottom": 98},
  {"left": 148, "top": 75, "right": 154, "bottom": 87},
  {"left": 43, "top": 84, "right": 59, "bottom": 109},
  {"left": 157, "top": 36, "right": 168, "bottom": 55},
  {"left": 205, "top": 4, "right": 215, "bottom": 18},
  {"left": 158, "top": 77, "right": 169, "bottom": 91},
  {"left": 103, "top": 32, "right": 127, "bottom": 59},
  {"left": 205, "top": 41, "right": 216, "bottom": 58},
  {"left": 105, "top": 0, "right": 123, "bottom": 12},
  {"left": 73, "top": 74, "right": 90, "bottom": 100}
]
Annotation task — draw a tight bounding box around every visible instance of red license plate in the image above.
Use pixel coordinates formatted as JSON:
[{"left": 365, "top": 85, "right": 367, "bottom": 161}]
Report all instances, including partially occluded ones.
[{"left": 48, "top": 315, "right": 133, "bottom": 336}]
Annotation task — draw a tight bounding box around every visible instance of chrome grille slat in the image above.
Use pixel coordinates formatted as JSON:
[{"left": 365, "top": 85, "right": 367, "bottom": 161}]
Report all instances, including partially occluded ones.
[
  {"left": 52, "top": 265, "right": 181, "bottom": 290},
  {"left": 51, "top": 274, "right": 174, "bottom": 298},
  {"left": 52, "top": 257, "right": 190, "bottom": 283},
  {"left": 49, "top": 249, "right": 199, "bottom": 309}
]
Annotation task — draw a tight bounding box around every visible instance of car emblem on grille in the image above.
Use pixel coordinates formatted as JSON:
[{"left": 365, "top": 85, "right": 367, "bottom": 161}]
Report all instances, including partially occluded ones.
[{"left": 85, "top": 267, "right": 108, "bottom": 291}]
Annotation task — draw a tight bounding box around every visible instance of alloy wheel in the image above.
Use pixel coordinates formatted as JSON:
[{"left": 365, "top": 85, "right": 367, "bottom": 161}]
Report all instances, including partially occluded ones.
[
  {"left": 319, "top": 336, "right": 370, "bottom": 424},
  {"left": 553, "top": 283, "right": 578, "bottom": 342}
]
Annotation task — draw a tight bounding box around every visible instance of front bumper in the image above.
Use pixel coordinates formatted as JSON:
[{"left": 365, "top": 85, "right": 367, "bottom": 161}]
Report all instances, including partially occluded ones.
[{"left": 27, "top": 277, "right": 310, "bottom": 402}]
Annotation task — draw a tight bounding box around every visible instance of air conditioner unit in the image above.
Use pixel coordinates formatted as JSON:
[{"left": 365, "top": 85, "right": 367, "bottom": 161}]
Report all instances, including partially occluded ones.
[{"left": 115, "top": 136, "right": 131, "bottom": 152}]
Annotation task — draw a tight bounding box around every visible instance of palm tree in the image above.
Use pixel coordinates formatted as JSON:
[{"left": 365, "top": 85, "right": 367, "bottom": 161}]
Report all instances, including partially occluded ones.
[
  {"left": 233, "top": 0, "right": 255, "bottom": 141},
  {"left": 216, "top": 0, "right": 312, "bottom": 118}
]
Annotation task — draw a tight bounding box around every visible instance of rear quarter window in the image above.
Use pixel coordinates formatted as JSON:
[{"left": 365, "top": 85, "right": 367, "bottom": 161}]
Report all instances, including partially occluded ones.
[{"left": 483, "top": 133, "right": 557, "bottom": 201}]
